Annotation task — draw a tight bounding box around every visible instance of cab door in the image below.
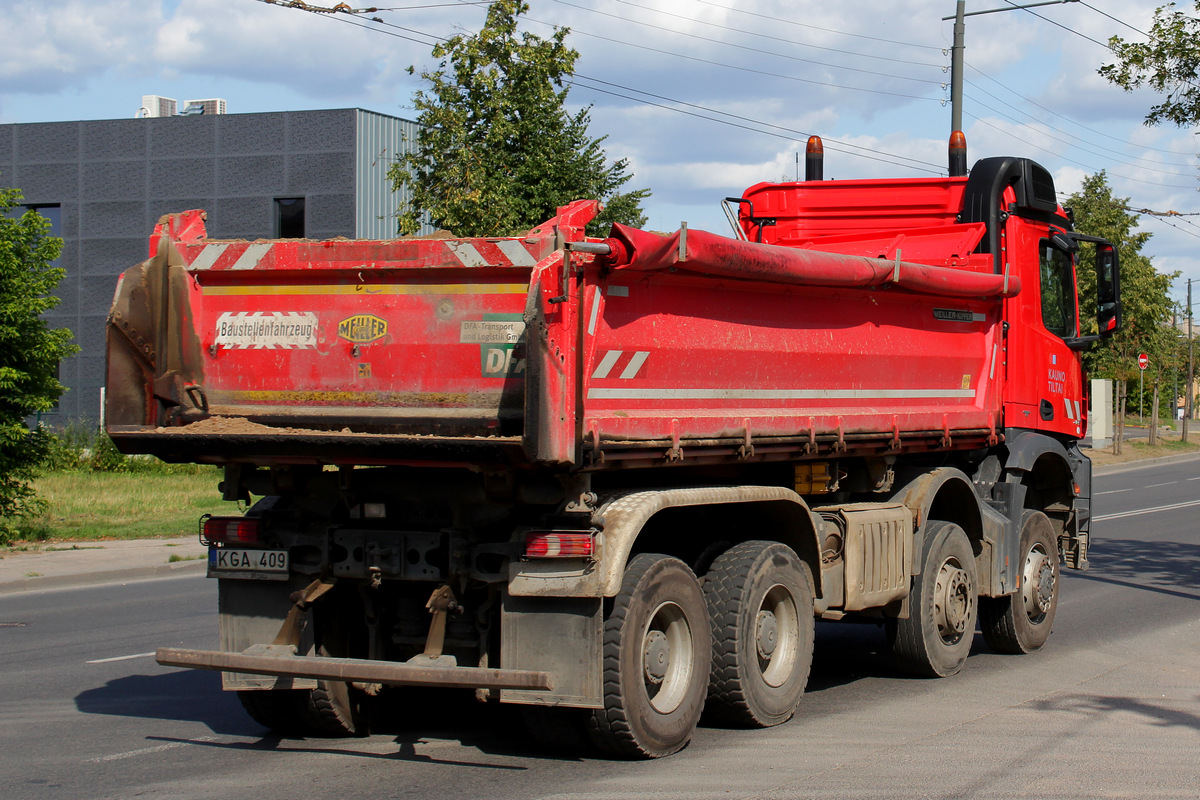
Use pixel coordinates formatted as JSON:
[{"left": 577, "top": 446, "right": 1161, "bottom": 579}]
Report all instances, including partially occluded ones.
[{"left": 1003, "top": 220, "right": 1085, "bottom": 438}]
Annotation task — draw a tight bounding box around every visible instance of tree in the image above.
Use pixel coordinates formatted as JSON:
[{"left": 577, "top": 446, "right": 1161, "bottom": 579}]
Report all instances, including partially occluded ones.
[
  {"left": 388, "top": 0, "right": 649, "bottom": 238},
  {"left": 1065, "top": 172, "right": 1178, "bottom": 408},
  {"left": 1099, "top": 2, "right": 1200, "bottom": 127},
  {"left": 0, "top": 185, "right": 78, "bottom": 533}
]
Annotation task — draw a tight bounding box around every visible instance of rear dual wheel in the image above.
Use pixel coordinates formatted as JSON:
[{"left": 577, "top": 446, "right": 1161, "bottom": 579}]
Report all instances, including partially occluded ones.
[
  {"left": 237, "top": 679, "right": 364, "bottom": 737},
  {"left": 588, "top": 554, "right": 711, "bottom": 758},
  {"left": 704, "top": 541, "right": 814, "bottom": 727}
]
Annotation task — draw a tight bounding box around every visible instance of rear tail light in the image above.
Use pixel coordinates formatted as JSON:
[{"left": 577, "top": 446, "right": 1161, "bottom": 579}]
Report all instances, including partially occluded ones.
[
  {"left": 524, "top": 531, "right": 596, "bottom": 559},
  {"left": 200, "top": 515, "right": 261, "bottom": 545}
]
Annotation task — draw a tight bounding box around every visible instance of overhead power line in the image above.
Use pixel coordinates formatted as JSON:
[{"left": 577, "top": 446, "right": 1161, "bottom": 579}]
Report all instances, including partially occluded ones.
[
  {"left": 964, "top": 62, "right": 1197, "bottom": 158},
  {"left": 687, "top": 0, "right": 944, "bottom": 51},
  {"left": 560, "top": 0, "right": 944, "bottom": 69}
]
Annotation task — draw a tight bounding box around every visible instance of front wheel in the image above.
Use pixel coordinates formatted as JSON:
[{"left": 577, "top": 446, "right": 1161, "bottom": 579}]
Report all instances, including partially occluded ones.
[
  {"left": 704, "top": 541, "right": 814, "bottom": 727},
  {"left": 588, "top": 554, "right": 711, "bottom": 758},
  {"left": 888, "top": 521, "right": 978, "bottom": 678},
  {"left": 980, "top": 510, "right": 1060, "bottom": 654}
]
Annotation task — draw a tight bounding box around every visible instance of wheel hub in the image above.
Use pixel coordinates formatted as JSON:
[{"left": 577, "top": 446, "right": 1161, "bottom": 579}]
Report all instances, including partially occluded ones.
[
  {"left": 756, "top": 610, "right": 778, "bottom": 659},
  {"left": 1023, "top": 546, "right": 1055, "bottom": 617},
  {"left": 934, "top": 562, "right": 971, "bottom": 641},
  {"left": 643, "top": 629, "right": 669, "bottom": 685}
]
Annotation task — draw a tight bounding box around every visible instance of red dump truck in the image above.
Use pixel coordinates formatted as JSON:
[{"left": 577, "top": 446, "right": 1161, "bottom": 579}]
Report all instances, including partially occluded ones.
[{"left": 107, "top": 136, "right": 1120, "bottom": 758}]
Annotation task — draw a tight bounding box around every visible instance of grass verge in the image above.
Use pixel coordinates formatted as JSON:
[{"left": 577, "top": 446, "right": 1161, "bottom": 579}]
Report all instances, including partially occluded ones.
[
  {"left": 8, "top": 470, "right": 237, "bottom": 544},
  {"left": 1083, "top": 436, "right": 1200, "bottom": 468}
]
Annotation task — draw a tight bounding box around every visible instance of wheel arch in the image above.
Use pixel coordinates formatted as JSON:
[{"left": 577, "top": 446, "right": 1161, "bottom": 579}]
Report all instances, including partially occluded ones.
[
  {"left": 1003, "top": 429, "right": 1084, "bottom": 543},
  {"left": 593, "top": 486, "right": 823, "bottom": 598},
  {"left": 889, "top": 467, "right": 985, "bottom": 571}
]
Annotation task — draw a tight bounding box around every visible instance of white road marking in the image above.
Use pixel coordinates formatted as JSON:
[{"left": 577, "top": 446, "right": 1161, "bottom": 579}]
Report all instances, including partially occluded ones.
[
  {"left": 1188, "top": 476, "right": 1200, "bottom": 481},
  {"left": 1094, "top": 498, "right": 1200, "bottom": 522},
  {"left": 1146, "top": 482, "right": 1178, "bottom": 488},
  {"left": 1095, "top": 488, "right": 1133, "bottom": 495},
  {"left": 86, "top": 652, "right": 156, "bottom": 664},
  {"left": 84, "top": 736, "right": 219, "bottom": 764}
]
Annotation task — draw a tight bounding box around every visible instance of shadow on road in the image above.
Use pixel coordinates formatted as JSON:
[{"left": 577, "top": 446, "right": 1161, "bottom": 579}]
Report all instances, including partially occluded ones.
[
  {"left": 1029, "top": 693, "right": 1200, "bottom": 732},
  {"left": 1076, "top": 537, "right": 1200, "bottom": 601},
  {"left": 74, "top": 670, "right": 576, "bottom": 764}
]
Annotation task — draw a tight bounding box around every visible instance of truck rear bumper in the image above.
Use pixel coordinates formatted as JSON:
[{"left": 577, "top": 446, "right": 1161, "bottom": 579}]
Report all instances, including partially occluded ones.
[{"left": 156, "top": 647, "right": 553, "bottom": 691}]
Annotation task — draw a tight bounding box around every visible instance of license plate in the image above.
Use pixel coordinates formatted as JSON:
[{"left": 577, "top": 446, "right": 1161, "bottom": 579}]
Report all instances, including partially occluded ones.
[{"left": 208, "top": 547, "right": 289, "bottom": 579}]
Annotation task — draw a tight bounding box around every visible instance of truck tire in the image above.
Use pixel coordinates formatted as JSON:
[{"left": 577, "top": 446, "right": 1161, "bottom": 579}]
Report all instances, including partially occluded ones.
[
  {"left": 302, "top": 679, "right": 365, "bottom": 737},
  {"left": 703, "top": 541, "right": 814, "bottom": 727},
  {"left": 888, "top": 521, "right": 977, "bottom": 678},
  {"left": 587, "top": 554, "right": 710, "bottom": 758},
  {"left": 237, "top": 689, "right": 311, "bottom": 736},
  {"left": 979, "top": 510, "right": 1059, "bottom": 654}
]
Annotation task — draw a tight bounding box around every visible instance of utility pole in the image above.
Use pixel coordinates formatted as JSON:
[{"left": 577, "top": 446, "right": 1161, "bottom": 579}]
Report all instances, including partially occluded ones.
[
  {"left": 1187, "top": 278, "right": 1194, "bottom": 443},
  {"left": 944, "top": 1, "right": 1080, "bottom": 134}
]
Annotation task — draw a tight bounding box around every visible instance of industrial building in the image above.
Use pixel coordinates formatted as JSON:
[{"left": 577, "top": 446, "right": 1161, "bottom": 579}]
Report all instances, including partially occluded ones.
[{"left": 0, "top": 106, "right": 420, "bottom": 422}]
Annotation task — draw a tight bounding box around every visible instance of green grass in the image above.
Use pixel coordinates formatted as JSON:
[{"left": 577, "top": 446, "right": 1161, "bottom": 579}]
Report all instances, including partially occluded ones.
[{"left": 9, "top": 470, "right": 238, "bottom": 543}]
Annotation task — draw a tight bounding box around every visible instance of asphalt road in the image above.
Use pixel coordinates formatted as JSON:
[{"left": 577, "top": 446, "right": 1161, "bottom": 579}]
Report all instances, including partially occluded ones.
[{"left": 3, "top": 458, "right": 1200, "bottom": 799}]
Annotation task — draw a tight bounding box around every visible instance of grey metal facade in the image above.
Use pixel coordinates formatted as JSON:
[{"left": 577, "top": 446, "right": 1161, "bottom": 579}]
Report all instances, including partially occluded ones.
[{"left": 0, "top": 108, "right": 414, "bottom": 423}]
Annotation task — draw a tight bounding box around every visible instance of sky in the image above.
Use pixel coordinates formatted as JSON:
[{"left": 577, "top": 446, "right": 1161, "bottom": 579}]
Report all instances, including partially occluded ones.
[{"left": 2, "top": 0, "right": 1197, "bottom": 305}]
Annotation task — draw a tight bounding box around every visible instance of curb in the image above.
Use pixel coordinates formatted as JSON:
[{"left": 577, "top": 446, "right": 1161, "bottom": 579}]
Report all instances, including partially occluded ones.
[{"left": 0, "top": 558, "right": 206, "bottom": 595}]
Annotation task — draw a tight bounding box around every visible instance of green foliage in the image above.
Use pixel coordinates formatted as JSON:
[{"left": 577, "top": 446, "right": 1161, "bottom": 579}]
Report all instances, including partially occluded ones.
[
  {"left": 389, "top": 0, "right": 649, "bottom": 238},
  {"left": 0, "top": 184, "right": 78, "bottom": 533},
  {"left": 1100, "top": 2, "right": 1200, "bottom": 127},
  {"left": 1065, "top": 172, "right": 1178, "bottom": 388}
]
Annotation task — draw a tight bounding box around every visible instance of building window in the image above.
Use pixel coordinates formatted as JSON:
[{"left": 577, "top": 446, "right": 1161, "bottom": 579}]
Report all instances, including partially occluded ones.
[{"left": 274, "top": 197, "right": 306, "bottom": 239}]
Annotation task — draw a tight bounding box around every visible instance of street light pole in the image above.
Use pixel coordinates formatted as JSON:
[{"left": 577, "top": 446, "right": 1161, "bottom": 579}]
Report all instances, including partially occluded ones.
[{"left": 944, "top": 1, "right": 1080, "bottom": 135}]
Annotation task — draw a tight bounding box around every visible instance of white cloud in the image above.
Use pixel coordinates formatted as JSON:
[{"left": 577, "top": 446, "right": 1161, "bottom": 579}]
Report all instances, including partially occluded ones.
[{"left": 0, "top": 1, "right": 162, "bottom": 92}]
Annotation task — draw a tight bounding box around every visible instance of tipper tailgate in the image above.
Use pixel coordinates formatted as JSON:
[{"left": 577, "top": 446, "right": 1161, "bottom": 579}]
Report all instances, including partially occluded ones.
[{"left": 105, "top": 208, "right": 587, "bottom": 465}]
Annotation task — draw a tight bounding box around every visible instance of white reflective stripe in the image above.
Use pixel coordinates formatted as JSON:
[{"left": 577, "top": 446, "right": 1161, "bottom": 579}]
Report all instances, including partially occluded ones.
[
  {"left": 188, "top": 243, "right": 229, "bottom": 271},
  {"left": 588, "top": 289, "right": 602, "bottom": 335},
  {"left": 496, "top": 239, "right": 536, "bottom": 267},
  {"left": 592, "top": 350, "right": 623, "bottom": 379},
  {"left": 1064, "top": 398, "right": 1075, "bottom": 420},
  {"left": 619, "top": 351, "right": 650, "bottom": 379},
  {"left": 229, "top": 242, "right": 273, "bottom": 271},
  {"left": 447, "top": 241, "right": 487, "bottom": 267},
  {"left": 1075, "top": 399, "right": 1083, "bottom": 420},
  {"left": 587, "top": 388, "right": 977, "bottom": 400},
  {"left": 989, "top": 344, "right": 998, "bottom": 380}
]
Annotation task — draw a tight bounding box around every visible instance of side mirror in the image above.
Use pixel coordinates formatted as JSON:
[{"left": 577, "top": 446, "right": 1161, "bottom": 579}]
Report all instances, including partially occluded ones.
[{"left": 1094, "top": 243, "right": 1121, "bottom": 336}]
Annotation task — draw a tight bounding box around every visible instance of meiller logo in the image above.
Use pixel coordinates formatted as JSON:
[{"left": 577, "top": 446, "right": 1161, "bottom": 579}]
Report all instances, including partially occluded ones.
[{"left": 337, "top": 314, "right": 388, "bottom": 344}]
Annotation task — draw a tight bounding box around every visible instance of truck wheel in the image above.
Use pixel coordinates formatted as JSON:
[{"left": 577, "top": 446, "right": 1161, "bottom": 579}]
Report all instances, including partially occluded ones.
[
  {"left": 237, "top": 689, "right": 310, "bottom": 736},
  {"left": 888, "top": 521, "right": 977, "bottom": 678},
  {"left": 302, "top": 679, "right": 365, "bottom": 737},
  {"left": 979, "top": 510, "right": 1059, "bottom": 654},
  {"left": 588, "top": 554, "right": 710, "bottom": 758},
  {"left": 704, "top": 541, "right": 814, "bottom": 727}
]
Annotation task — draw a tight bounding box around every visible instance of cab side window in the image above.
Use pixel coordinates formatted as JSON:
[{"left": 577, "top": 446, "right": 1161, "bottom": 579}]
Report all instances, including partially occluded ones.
[{"left": 1039, "top": 241, "right": 1076, "bottom": 338}]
